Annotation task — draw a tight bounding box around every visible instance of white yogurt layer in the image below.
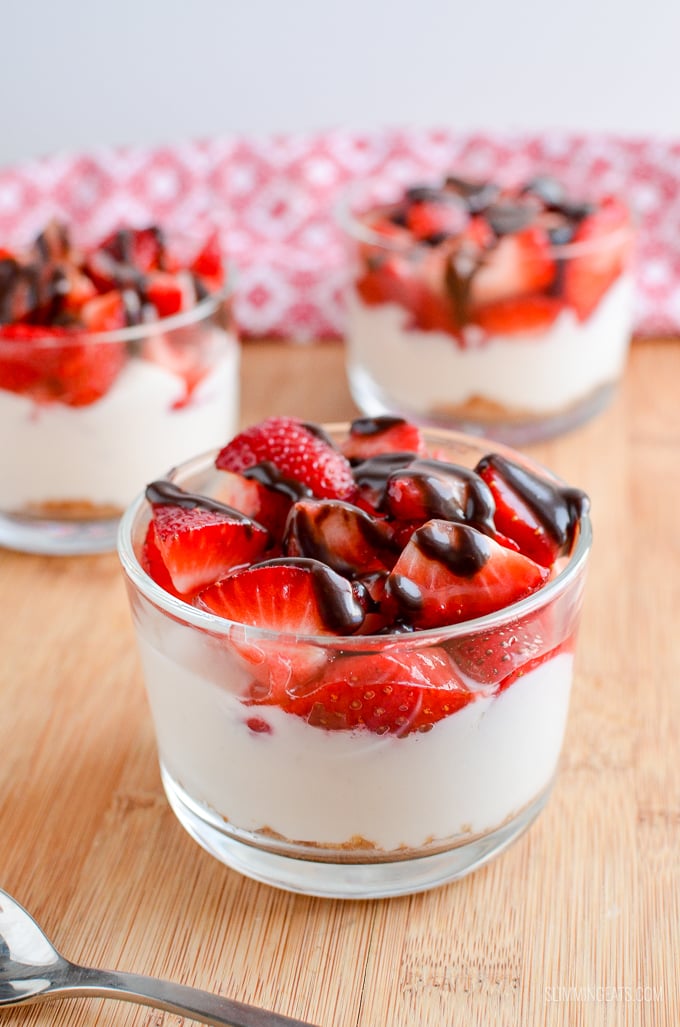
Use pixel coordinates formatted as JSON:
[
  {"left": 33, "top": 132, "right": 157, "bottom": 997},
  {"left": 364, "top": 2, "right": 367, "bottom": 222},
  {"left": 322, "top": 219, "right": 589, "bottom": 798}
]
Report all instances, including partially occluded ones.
[
  {"left": 346, "top": 275, "right": 633, "bottom": 417},
  {"left": 135, "top": 620, "right": 574, "bottom": 852},
  {"left": 1, "top": 332, "right": 239, "bottom": 512}
]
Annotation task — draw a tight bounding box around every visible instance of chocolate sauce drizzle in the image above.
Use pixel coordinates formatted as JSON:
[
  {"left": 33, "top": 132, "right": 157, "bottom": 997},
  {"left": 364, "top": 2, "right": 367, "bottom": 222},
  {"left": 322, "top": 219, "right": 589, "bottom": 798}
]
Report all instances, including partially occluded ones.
[
  {"left": 385, "top": 458, "right": 496, "bottom": 535},
  {"left": 285, "top": 499, "right": 397, "bottom": 578},
  {"left": 253, "top": 556, "right": 366, "bottom": 634},
  {"left": 145, "top": 480, "right": 259, "bottom": 525},
  {"left": 475, "top": 453, "right": 589, "bottom": 550}
]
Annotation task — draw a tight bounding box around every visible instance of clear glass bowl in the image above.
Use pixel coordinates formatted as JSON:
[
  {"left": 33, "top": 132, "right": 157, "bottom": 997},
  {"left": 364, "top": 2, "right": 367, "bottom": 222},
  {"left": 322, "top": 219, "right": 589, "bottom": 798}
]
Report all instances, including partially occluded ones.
[
  {"left": 118, "top": 427, "right": 592, "bottom": 899},
  {"left": 338, "top": 178, "right": 635, "bottom": 445},
  {"left": 0, "top": 280, "right": 239, "bottom": 555}
]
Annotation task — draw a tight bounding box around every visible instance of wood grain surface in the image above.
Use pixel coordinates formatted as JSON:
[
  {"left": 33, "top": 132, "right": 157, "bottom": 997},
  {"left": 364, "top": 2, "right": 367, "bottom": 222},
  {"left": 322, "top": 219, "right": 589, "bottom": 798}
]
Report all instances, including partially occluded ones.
[{"left": 0, "top": 338, "right": 677, "bottom": 1026}]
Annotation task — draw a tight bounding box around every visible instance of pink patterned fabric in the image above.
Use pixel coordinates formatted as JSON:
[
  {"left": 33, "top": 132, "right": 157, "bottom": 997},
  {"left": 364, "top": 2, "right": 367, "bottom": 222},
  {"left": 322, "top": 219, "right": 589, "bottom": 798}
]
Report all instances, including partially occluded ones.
[{"left": 0, "top": 128, "right": 678, "bottom": 338}]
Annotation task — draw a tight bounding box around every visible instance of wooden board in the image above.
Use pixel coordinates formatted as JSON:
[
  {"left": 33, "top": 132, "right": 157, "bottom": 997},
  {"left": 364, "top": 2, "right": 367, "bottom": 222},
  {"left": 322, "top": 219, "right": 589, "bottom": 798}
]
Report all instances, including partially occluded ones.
[{"left": 0, "top": 338, "right": 677, "bottom": 1025}]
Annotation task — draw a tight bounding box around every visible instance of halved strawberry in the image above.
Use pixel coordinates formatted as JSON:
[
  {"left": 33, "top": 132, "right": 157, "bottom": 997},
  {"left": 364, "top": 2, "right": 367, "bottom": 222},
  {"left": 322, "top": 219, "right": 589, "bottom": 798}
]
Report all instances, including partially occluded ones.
[
  {"left": 341, "top": 415, "right": 424, "bottom": 461},
  {"left": 475, "top": 453, "right": 589, "bottom": 567},
  {"left": 275, "top": 648, "right": 473, "bottom": 735},
  {"left": 100, "top": 226, "right": 167, "bottom": 272},
  {"left": 562, "top": 196, "right": 632, "bottom": 320},
  {"left": 387, "top": 519, "right": 549, "bottom": 629},
  {"left": 470, "top": 225, "right": 556, "bottom": 307},
  {"left": 284, "top": 498, "right": 398, "bottom": 578},
  {"left": 215, "top": 416, "right": 356, "bottom": 501},
  {"left": 473, "top": 293, "right": 563, "bottom": 335},
  {"left": 147, "top": 484, "right": 270, "bottom": 595}
]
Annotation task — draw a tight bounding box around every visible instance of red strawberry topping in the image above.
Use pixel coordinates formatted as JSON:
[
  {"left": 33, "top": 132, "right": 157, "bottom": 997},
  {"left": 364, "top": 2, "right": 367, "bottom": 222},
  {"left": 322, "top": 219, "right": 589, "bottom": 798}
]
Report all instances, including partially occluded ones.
[
  {"left": 284, "top": 498, "right": 398, "bottom": 578},
  {"left": 387, "top": 519, "right": 549, "bottom": 629},
  {"left": 215, "top": 416, "right": 356, "bottom": 500},
  {"left": 562, "top": 196, "right": 632, "bottom": 321},
  {"left": 272, "top": 648, "right": 473, "bottom": 735},
  {"left": 475, "top": 453, "right": 589, "bottom": 568},
  {"left": 198, "top": 558, "right": 366, "bottom": 636},
  {"left": 145, "top": 481, "right": 270, "bottom": 595},
  {"left": 341, "top": 415, "right": 424, "bottom": 460}
]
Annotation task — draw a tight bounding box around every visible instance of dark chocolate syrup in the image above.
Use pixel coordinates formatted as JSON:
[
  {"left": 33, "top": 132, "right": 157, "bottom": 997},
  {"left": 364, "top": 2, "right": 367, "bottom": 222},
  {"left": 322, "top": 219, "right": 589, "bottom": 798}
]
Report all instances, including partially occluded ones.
[
  {"left": 286, "top": 499, "right": 397, "bottom": 578},
  {"left": 388, "top": 522, "right": 491, "bottom": 614},
  {"left": 253, "top": 556, "right": 365, "bottom": 634},
  {"left": 349, "top": 415, "right": 409, "bottom": 438},
  {"left": 242, "top": 461, "right": 312, "bottom": 503},
  {"left": 350, "top": 452, "right": 419, "bottom": 505},
  {"left": 475, "top": 453, "right": 589, "bottom": 549},
  {"left": 385, "top": 458, "right": 496, "bottom": 535},
  {"left": 145, "top": 480, "right": 257, "bottom": 524}
]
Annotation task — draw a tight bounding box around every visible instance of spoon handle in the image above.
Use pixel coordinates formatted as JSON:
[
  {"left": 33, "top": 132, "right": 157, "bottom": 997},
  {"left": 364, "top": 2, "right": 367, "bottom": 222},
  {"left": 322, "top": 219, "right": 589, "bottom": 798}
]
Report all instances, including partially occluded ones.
[{"left": 53, "top": 963, "right": 321, "bottom": 1027}]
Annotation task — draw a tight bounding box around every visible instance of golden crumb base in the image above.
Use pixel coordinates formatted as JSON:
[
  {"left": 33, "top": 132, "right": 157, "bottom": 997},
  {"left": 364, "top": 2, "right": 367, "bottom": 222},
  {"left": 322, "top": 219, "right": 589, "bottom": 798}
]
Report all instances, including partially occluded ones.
[{"left": 22, "top": 499, "right": 122, "bottom": 520}]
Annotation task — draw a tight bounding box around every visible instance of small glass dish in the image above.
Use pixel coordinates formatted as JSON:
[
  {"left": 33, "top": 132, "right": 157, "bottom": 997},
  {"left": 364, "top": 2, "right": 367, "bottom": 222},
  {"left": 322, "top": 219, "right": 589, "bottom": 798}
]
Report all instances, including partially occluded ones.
[
  {"left": 338, "top": 176, "right": 635, "bottom": 445},
  {"left": 118, "top": 426, "right": 591, "bottom": 899},
  {"left": 0, "top": 281, "right": 239, "bottom": 556}
]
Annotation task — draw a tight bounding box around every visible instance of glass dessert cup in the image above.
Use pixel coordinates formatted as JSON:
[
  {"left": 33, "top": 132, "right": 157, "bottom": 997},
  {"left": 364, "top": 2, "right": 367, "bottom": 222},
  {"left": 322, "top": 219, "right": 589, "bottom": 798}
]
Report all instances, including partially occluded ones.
[
  {"left": 118, "top": 427, "right": 591, "bottom": 900},
  {"left": 0, "top": 287, "right": 239, "bottom": 556},
  {"left": 338, "top": 178, "right": 635, "bottom": 445}
]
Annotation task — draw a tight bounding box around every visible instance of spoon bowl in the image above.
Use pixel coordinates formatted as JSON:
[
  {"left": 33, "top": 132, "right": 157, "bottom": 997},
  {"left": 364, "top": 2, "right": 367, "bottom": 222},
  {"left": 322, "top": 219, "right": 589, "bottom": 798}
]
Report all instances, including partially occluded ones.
[{"left": 0, "top": 888, "right": 318, "bottom": 1027}]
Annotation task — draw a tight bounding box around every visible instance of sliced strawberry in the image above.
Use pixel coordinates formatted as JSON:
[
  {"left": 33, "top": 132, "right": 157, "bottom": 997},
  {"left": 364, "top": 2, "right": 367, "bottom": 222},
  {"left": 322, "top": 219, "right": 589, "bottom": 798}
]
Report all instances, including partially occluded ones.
[
  {"left": 475, "top": 453, "right": 589, "bottom": 567},
  {"left": 562, "top": 196, "right": 632, "bottom": 320},
  {"left": 387, "top": 519, "right": 549, "bottom": 629},
  {"left": 141, "top": 520, "right": 183, "bottom": 598},
  {"left": 0, "top": 323, "right": 126, "bottom": 406},
  {"left": 147, "top": 484, "right": 270, "bottom": 595},
  {"left": 384, "top": 458, "right": 497, "bottom": 536},
  {"left": 273, "top": 648, "right": 473, "bottom": 735},
  {"left": 470, "top": 225, "right": 556, "bottom": 307},
  {"left": 100, "top": 226, "right": 167, "bottom": 273},
  {"left": 215, "top": 416, "right": 356, "bottom": 501},
  {"left": 80, "top": 290, "right": 127, "bottom": 332},
  {"left": 405, "top": 196, "right": 468, "bottom": 242},
  {"left": 190, "top": 231, "right": 225, "bottom": 292},
  {"left": 145, "top": 271, "right": 188, "bottom": 318},
  {"left": 497, "top": 635, "right": 575, "bottom": 693},
  {"left": 473, "top": 293, "right": 563, "bottom": 335},
  {"left": 341, "top": 416, "right": 424, "bottom": 461},
  {"left": 355, "top": 256, "right": 417, "bottom": 309},
  {"left": 198, "top": 557, "right": 366, "bottom": 635},
  {"left": 199, "top": 558, "right": 365, "bottom": 699},
  {"left": 447, "top": 615, "right": 550, "bottom": 688},
  {"left": 284, "top": 498, "right": 399, "bottom": 578}
]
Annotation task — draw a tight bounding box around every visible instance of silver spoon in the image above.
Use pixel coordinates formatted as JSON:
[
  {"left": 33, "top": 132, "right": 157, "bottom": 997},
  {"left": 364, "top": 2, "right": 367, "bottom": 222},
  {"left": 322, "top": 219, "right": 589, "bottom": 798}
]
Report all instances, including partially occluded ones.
[{"left": 0, "top": 888, "right": 320, "bottom": 1026}]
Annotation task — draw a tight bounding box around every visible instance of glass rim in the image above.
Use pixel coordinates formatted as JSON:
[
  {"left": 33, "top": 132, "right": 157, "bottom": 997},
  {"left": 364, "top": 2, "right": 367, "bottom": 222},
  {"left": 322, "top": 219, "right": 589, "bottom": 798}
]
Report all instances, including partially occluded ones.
[
  {"left": 117, "top": 424, "right": 593, "bottom": 648},
  {"left": 0, "top": 272, "right": 236, "bottom": 349},
  {"left": 335, "top": 177, "right": 635, "bottom": 260}
]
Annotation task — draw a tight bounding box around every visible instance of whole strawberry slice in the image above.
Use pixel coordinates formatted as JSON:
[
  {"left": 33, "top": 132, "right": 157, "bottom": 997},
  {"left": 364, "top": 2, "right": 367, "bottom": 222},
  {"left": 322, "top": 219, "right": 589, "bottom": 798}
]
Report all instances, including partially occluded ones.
[
  {"left": 475, "top": 453, "right": 589, "bottom": 567},
  {"left": 146, "top": 481, "right": 270, "bottom": 595},
  {"left": 279, "top": 648, "right": 473, "bottom": 735},
  {"left": 387, "top": 519, "right": 549, "bottom": 629},
  {"left": 215, "top": 416, "right": 356, "bottom": 501},
  {"left": 341, "top": 415, "right": 424, "bottom": 461}
]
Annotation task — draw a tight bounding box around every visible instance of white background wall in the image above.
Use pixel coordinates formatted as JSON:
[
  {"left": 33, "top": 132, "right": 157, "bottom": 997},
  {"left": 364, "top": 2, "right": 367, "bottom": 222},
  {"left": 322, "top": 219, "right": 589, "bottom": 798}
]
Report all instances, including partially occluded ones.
[{"left": 2, "top": 0, "right": 678, "bottom": 167}]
